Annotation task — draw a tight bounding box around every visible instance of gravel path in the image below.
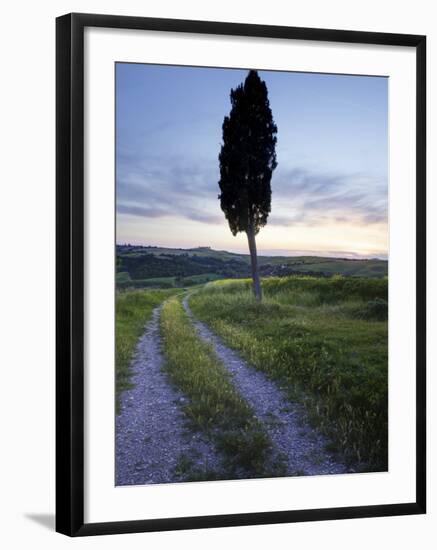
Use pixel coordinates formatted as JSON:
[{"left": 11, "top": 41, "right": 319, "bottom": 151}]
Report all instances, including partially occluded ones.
[
  {"left": 183, "top": 296, "right": 349, "bottom": 477},
  {"left": 115, "top": 305, "right": 222, "bottom": 485}
]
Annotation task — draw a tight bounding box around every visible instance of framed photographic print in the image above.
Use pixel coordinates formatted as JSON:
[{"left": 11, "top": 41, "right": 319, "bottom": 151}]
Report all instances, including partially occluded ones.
[{"left": 56, "top": 13, "right": 426, "bottom": 536}]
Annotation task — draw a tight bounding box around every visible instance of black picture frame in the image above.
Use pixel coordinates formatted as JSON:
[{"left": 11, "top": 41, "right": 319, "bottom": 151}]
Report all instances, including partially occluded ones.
[{"left": 56, "top": 12, "right": 426, "bottom": 537}]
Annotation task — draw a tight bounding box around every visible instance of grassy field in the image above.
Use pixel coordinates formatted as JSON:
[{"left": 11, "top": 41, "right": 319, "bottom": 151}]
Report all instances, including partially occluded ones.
[
  {"left": 115, "top": 288, "right": 179, "bottom": 408},
  {"left": 116, "top": 244, "right": 388, "bottom": 290},
  {"left": 116, "top": 273, "right": 223, "bottom": 290},
  {"left": 183, "top": 273, "right": 224, "bottom": 285},
  {"left": 160, "top": 296, "right": 275, "bottom": 478},
  {"left": 189, "top": 276, "right": 388, "bottom": 470},
  {"left": 256, "top": 255, "right": 387, "bottom": 277}
]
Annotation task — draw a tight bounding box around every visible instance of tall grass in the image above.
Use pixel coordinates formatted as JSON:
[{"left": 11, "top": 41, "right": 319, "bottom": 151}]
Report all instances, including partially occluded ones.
[
  {"left": 190, "top": 276, "right": 388, "bottom": 470},
  {"left": 160, "top": 296, "right": 273, "bottom": 477},
  {"left": 115, "top": 288, "right": 179, "bottom": 409}
]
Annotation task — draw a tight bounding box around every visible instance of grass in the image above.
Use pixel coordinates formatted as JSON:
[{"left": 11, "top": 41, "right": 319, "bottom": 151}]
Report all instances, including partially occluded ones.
[
  {"left": 259, "top": 257, "right": 388, "bottom": 277},
  {"left": 189, "top": 276, "right": 388, "bottom": 470},
  {"left": 160, "top": 296, "right": 274, "bottom": 478},
  {"left": 116, "top": 273, "right": 225, "bottom": 290},
  {"left": 117, "top": 276, "right": 178, "bottom": 290},
  {"left": 115, "top": 288, "right": 179, "bottom": 409},
  {"left": 182, "top": 273, "right": 223, "bottom": 285}
]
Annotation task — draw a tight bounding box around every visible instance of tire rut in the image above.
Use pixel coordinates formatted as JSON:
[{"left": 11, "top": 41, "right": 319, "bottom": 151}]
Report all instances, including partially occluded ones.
[
  {"left": 115, "top": 304, "right": 222, "bottom": 485},
  {"left": 183, "top": 295, "right": 349, "bottom": 477}
]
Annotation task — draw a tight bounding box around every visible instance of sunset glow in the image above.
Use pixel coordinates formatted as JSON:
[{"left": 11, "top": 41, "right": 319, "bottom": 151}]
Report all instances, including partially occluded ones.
[{"left": 116, "top": 64, "right": 388, "bottom": 258}]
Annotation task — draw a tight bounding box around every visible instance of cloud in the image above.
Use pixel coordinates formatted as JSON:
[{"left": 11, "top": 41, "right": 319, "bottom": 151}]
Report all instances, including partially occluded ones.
[
  {"left": 269, "top": 168, "right": 387, "bottom": 227},
  {"left": 117, "top": 202, "right": 223, "bottom": 225},
  {"left": 117, "top": 204, "right": 168, "bottom": 218},
  {"left": 116, "top": 151, "right": 387, "bottom": 229},
  {"left": 116, "top": 150, "right": 224, "bottom": 224}
]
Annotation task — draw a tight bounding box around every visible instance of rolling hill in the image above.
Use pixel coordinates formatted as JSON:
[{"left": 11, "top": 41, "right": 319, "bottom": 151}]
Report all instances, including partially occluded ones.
[{"left": 116, "top": 245, "right": 388, "bottom": 289}]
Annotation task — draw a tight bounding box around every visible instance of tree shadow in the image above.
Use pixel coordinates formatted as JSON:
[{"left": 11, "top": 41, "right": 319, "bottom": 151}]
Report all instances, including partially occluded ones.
[{"left": 24, "top": 513, "right": 55, "bottom": 531}]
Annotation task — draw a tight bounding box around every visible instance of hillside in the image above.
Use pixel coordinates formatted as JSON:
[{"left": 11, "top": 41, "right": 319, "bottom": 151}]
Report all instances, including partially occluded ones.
[{"left": 116, "top": 244, "right": 388, "bottom": 289}]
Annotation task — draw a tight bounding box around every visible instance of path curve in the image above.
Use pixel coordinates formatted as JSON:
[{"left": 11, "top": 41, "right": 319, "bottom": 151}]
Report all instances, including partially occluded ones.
[
  {"left": 115, "top": 304, "right": 221, "bottom": 485},
  {"left": 183, "top": 296, "right": 349, "bottom": 477}
]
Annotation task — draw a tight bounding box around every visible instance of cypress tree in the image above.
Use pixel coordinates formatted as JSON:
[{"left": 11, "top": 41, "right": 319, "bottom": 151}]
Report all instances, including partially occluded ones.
[{"left": 218, "top": 70, "right": 278, "bottom": 300}]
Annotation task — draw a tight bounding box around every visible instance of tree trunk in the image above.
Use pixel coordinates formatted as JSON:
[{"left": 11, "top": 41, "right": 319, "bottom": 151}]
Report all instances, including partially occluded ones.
[{"left": 246, "top": 226, "right": 262, "bottom": 301}]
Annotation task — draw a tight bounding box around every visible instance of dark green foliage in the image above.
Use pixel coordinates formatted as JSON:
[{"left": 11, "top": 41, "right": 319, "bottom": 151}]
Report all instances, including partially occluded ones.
[
  {"left": 218, "top": 70, "right": 278, "bottom": 236},
  {"left": 353, "top": 298, "right": 388, "bottom": 321},
  {"left": 218, "top": 71, "right": 278, "bottom": 301},
  {"left": 116, "top": 271, "right": 131, "bottom": 284},
  {"left": 117, "top": 248, "right": 250, "bottom": 283}
]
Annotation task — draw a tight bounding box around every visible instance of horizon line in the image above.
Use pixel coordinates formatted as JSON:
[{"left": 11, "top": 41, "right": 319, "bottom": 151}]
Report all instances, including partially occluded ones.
[{"left": 116, "top": 242, "right": 388, "bottom": 261}]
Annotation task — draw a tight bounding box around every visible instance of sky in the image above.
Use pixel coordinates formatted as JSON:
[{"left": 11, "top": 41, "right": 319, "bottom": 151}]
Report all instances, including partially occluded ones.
[{"left": 116, "top": 63, "right": 388, "bottom": 259}]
